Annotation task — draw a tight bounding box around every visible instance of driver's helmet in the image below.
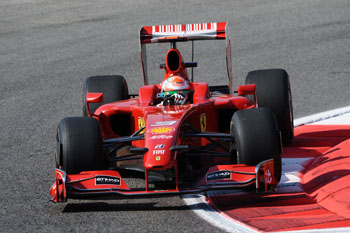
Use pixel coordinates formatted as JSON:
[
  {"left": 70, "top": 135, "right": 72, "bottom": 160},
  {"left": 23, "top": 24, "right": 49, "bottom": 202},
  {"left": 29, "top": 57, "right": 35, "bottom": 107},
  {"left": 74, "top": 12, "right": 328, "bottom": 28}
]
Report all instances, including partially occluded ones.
[{"left": 161, "top": 76, "right": 190, "bottom": 104}]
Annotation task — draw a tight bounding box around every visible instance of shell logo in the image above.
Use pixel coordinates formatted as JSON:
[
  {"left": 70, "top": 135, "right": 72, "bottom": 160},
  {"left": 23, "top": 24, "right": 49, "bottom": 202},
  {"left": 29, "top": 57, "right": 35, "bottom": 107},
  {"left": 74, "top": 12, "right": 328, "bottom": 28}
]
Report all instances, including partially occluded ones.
[{"left": 150, "top": 127, "right": 174, "bottom": 134}]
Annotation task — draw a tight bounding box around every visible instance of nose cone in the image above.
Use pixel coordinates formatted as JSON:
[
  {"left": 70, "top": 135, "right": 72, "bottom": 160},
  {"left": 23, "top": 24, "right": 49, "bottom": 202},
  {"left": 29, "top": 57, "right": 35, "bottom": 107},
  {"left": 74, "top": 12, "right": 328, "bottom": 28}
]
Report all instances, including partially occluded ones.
[
  {"left": 144, "top": 127, "right": 176, "bottom": 169},
  {"left": 142, "top": 106, "right": 189, "bottom": 170},
  {"left": 144, "top": 147, "right": 173, "bottom": 169}
]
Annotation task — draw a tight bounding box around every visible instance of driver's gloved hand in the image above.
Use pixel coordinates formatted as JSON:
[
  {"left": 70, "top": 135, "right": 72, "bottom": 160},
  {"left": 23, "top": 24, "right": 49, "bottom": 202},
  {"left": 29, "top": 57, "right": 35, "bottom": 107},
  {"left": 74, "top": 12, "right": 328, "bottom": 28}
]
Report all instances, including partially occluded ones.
[{"left": 171, "top": 93, "right": 186, "bottom": 105}]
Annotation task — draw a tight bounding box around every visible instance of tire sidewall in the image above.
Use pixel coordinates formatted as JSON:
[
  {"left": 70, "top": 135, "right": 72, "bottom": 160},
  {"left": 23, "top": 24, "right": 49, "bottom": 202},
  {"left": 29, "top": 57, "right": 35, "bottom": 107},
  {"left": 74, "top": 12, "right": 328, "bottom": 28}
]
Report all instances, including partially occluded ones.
[
  {"left": 57, "top": 117, "right": 104, "bottom": 174},
  {"left": 231, "top": 108, "right": 282, "bottom": 182},
  {"left": 245, "top": 69, "right": 294, "bottom": 144},
  {"left": 83, "top": 75, "right": 129, "bottom": 116}
]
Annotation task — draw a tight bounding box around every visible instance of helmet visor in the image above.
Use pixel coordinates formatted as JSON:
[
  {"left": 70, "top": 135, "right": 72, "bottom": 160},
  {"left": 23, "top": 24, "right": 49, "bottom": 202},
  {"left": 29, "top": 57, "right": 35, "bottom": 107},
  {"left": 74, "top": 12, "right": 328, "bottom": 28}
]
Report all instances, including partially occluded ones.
[{"left": 165, "top": 90, "right": 189, "bottom": 97}]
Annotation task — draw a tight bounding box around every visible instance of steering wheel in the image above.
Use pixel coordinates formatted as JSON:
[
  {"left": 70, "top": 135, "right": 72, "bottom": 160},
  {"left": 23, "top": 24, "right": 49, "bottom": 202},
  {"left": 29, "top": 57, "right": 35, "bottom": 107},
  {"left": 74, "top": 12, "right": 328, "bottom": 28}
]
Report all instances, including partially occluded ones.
[{"left": 156, "top": 93, "right": 176, "bottom": 106}]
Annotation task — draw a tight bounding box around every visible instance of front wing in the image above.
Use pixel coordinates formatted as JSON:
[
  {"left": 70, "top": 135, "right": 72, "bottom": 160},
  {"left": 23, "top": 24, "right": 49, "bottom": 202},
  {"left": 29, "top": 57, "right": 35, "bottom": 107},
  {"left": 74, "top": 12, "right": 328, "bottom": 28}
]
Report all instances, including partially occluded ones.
[{"left": 50, "top": 159, "right": 277, "bottom": 203}]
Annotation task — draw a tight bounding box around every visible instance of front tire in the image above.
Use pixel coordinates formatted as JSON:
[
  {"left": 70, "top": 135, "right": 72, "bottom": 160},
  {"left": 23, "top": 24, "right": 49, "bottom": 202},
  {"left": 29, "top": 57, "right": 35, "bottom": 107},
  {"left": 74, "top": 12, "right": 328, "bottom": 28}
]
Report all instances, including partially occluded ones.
[
  {"left": 231, "top": 108, "right": 282, "bottom": 182},
  {"left": 56, "top": 117, "right": 104, "bottom": 174}
]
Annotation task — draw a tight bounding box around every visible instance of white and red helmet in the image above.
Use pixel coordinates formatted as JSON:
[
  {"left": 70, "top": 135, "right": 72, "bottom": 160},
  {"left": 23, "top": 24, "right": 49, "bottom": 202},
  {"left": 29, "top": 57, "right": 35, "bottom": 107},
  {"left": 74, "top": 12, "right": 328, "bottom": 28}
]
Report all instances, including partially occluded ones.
[
  {"left": 160, "top": 76, "right": 190, "bottom": 104},
  {"left": 161, "top": 76, "right": 190, "bottom": 93}
]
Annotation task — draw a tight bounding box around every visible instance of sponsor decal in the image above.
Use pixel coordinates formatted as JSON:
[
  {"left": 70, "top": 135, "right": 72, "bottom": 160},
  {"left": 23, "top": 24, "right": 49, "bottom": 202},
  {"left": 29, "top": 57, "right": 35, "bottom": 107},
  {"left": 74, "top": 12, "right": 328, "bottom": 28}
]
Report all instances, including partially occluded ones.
[
  {"left": 156, "top": 156, "right": 161, "bottom": 161},
  {"left": 206, "top": 170, "right": 231, "bottom": 182},
  {"left": 153, "top": 23, "right": 217, "bottom": 34},
  {"left": 153, "top": 150, "right": 165, "bottom": 155},
  {"left": 95, "top": 176, "right": 121, "bottom": 186},
  {"left": 151, "top": 121, "right": 177, "bottom": 126},
  {"left": 155, "top": 144, "right": 165, "bottom": 149},
  {"left": 150, "top": 135, "right": 173, "bottom": 140},
  {"left": 264, "top": 167, "right": 273, "bottom": 184},
  {"left": 150, "top": 127, "right": 174, "bottom": 134},
  {"left": 138, "top": 117, "right": 145, "bottom": 133},
  {"left": 200, "top": 113, "right": 206, "bottom": 132},
  {"left": 162, "top": 104, "right": 190, "bottom": 114},
  {"left": 172, "top": 82, "right": 183, "bottom": 87}
]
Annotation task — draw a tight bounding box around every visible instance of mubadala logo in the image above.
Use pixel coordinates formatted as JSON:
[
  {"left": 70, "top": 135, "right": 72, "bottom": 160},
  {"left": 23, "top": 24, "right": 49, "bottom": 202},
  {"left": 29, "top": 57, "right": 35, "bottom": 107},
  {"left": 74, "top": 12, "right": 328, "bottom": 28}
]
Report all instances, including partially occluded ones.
[
  {"left": 95, "top": 176, "right": 121, "bottom": 186},
  {"left": 206, "top": 170, "right": 231, "bottom": 182}
]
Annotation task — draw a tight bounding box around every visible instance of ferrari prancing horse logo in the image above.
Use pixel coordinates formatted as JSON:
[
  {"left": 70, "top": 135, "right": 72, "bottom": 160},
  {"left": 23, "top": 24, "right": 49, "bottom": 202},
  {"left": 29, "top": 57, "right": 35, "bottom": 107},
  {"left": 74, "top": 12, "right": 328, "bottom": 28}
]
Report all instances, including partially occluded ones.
[
  {"left": 138, "top": 117, "right": 145, "bottom": 133},
  {"left": 200, "top": 113, "right": 206, "bottom": 132}
]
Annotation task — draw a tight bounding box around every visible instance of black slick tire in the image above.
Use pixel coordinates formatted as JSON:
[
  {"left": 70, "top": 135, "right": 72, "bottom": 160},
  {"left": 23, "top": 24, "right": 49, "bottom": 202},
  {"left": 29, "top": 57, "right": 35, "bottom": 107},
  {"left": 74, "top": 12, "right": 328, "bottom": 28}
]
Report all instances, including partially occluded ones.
[
  {"left": 245, "top": 69, "right": 294, "bottom": 144},
  {"left": 83, "top": 75, "right": 129, "bottom": 116},
  {"left": 56, "top": 117, "right": 104, "bottom": 174},
  {"left": 231, "top": 108, "right": 282, "bottom": 182}
]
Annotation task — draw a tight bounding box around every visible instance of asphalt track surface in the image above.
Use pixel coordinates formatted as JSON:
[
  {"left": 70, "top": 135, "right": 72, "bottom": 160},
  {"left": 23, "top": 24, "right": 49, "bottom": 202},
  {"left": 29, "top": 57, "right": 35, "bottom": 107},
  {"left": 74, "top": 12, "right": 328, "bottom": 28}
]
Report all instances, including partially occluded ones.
[{"left": 1, "top": 0, "right": 349, "bottom": 232}]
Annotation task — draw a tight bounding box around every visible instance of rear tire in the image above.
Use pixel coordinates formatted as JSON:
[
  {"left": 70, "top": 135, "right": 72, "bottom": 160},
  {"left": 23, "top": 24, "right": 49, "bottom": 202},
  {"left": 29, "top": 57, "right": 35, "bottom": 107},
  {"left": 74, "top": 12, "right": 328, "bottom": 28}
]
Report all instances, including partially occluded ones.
[
  {"left": 83, "top": 75, "right": 129, "bottom": 116},
  {"left": 245, "top": 69, "right": 294, "bottom": 144},
  {"left": 231, "top": 108, "right": 282, "bottom": 182},
  {"left": 56, "top": 117, "right": 104, "bottom": 174}
]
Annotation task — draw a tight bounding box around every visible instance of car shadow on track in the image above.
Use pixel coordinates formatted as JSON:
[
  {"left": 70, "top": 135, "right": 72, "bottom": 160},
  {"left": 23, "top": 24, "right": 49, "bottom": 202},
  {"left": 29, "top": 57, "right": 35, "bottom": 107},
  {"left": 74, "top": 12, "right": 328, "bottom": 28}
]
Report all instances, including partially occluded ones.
[
  {"left": 61, "top": 201, "right": 209, "bottom": 213},
  {"left": 302, "top": 169, "right": 350, "bottom": 194}
]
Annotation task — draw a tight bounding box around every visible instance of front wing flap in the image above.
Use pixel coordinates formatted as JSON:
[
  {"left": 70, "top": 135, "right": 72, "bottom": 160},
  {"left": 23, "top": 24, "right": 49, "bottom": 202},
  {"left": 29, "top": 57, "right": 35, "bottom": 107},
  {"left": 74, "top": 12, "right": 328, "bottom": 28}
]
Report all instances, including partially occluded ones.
[{"left": 50, "top": 159, "right": 277, "bottom": 203}]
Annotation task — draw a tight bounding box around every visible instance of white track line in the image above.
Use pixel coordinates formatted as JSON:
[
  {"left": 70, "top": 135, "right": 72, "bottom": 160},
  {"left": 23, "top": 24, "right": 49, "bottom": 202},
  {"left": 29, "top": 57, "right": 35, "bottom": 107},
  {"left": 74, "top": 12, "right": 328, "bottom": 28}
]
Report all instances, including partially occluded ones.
[
  {"left": 182, "top": 106, "right": 350, "bottom": 233},
  {"left": 294, "top": 106, "right": 350, "bottom": 126},
  {"left": 182, "top": 194, "right": 258, "bottom": 233}
]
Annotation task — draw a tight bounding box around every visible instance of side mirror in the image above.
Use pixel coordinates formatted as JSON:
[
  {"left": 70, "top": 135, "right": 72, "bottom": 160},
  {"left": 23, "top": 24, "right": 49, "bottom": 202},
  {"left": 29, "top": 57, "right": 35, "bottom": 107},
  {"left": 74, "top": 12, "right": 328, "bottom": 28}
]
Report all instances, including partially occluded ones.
[
  {"left": 237, "top": 84, "right": 257, "bottom": 106},
  {"left": 86, "top": 93, "right": 104, "bottom": 117},
  {"left": 237, "top": 84, "right": 256, "bottom": 95}
]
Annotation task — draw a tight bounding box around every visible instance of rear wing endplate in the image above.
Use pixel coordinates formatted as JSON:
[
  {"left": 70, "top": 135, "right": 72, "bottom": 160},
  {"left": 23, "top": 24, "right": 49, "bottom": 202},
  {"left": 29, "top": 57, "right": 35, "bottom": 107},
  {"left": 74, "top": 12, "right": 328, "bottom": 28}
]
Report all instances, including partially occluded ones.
[{"left": 139, "top": 22, "right": 232, "bottom": 89}]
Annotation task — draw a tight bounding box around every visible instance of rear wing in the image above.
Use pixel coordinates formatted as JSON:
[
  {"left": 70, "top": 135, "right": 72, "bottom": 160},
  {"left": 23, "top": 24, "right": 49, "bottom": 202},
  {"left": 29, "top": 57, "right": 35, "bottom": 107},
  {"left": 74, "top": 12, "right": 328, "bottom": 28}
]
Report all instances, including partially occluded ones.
[{"left": 139, "top": 22, "right": 233, "bottom": 89}]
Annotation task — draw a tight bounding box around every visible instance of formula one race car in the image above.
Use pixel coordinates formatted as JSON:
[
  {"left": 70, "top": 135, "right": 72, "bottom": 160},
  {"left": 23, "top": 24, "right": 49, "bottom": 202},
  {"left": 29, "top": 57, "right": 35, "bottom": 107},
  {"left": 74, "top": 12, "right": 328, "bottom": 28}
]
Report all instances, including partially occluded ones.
[{"left": 50, "top": 22, "right": 293, "bottom": 202}]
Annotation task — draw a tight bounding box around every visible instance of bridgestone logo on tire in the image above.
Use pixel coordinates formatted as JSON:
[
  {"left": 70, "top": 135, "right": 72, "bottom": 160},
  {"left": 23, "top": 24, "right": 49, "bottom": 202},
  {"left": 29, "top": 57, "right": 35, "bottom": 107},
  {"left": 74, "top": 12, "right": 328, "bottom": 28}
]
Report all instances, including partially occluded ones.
[{"left": 95, "top": 176, "right": 121, "bottom": 186}]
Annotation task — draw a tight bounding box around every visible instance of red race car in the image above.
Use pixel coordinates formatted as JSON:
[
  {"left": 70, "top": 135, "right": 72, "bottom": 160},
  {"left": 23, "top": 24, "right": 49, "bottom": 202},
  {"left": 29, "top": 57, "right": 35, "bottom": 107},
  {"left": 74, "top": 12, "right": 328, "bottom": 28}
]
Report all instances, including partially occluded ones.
[{"left": 50, "top": 22, "right": 293, "bottom": 202}]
